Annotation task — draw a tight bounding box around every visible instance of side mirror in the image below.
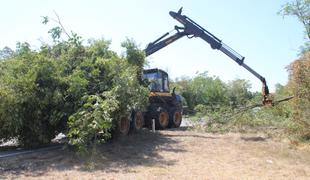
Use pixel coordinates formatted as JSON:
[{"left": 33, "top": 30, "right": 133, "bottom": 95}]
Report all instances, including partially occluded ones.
[{"left": 172, "top": 87, "right": 176, "bottom": 94}]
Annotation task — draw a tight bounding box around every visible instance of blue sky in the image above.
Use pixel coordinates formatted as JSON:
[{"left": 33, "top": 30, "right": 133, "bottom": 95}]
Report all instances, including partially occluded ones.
[{"left": 0, "top": 0, "right": 306, "bottom": 92}]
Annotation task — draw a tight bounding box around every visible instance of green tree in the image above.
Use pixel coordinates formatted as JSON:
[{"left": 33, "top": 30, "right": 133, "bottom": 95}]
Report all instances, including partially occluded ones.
[
  {"left": 227, "top": 79, "right": 253, "bottom": 108},
  {"left": 287, "top": 52, "right": 310, "bottom": 139},
  {"left": 179, "top": 72, "right": 228, "bottom": 111},
  {"left": 121, "top": 38, "right": 146, "bottom": 83},
  {"left": 279, "top": 0, "right": 310, "bottom": 53},
  {"left": 0, "top": 46, "right": 14, "bottom": 60}
]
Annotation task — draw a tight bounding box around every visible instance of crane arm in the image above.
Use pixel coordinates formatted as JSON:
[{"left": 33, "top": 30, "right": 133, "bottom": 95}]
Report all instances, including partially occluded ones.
[
  {"left": 145, "top": 29, "right": 187, "bottom": 56},
  {"left": 145, "top": 8, "right": 272, "bottom": 105},
  {"left": 170, "top": 8, "right": 272, "bottom": 104}
]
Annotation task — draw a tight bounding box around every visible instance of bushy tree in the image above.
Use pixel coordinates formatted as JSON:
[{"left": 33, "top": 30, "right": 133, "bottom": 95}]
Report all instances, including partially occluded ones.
[
  {"left": 176, "top": 72, "right": 228, "bottom": 111},
  {"left": 0, "top": 29, "right": 148, "bottom": 150},
  {"left": 0, "top": 48, "right": 66, "bottom": 147},
  {"left": 279, "top": 0, "right": 310, "bottom": 54},
  {"left": 287, "top": 51, "right": 310, "bottom": 139},
  {"left": 227, "top": 79, "right": 253, "bottom": 108},
  {"left": 173, "top": 72, "right": 255, "bottom": 113}
]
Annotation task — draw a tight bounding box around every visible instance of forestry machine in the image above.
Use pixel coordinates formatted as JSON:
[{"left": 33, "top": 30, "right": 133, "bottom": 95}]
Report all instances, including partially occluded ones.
[{"left": 128, "top": 8, "right": 274, "bottom": 133}]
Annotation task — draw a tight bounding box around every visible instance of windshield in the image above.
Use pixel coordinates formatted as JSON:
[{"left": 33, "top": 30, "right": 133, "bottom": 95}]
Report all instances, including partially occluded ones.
[
  {"left": 143, "top": 72, "right": 169, "bottom": 92},
  {"left": 143, "top": 71, "right": 169, "bottom": 92},
  {"left": 143, "top": 72, "right": 162, "bottom": 92}
]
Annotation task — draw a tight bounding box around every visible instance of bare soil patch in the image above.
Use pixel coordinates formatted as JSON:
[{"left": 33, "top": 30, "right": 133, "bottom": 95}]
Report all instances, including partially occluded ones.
[{"left": 1, "top": 128, "right": 310, "bottom": 179}]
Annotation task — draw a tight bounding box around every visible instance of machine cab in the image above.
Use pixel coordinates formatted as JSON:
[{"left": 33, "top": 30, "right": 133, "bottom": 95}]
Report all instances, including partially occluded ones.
[{"left": 143, "top": 69, "right": 169, "bottom": 92}]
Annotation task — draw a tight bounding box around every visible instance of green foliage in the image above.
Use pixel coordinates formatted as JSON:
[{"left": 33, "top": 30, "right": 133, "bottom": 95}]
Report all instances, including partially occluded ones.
[
  {"left": 173, "top": 72, "right": 296, "bottom": 137},
  {"left": 0, "top": 26, "right": 148, "bottom": 150},
  {"left": 0, "top": 46, "right": 14, "bottom": 60},
  {"left": 191, "top": 104, "right": 294, "bottom": 136},
  {"left": 121, "top": 38, "right": 145, "bottom": 68},
  {"left": 16, "top": 42, "right": 31, "bottom": 55},
  {"left": 48, "top": 27, "right": 63, "bottom": 40},
  {"left": 227, "top": 79, "right": 253, "bottom": 108},
  {"left": 286, "top": 51, "right": 310, "bottom": 139},
  {"left": 279, "top": 0, "right": 310, "bottom": 54},
  {"left": 173, "top": 72, "right": 256, "bottom": 112},
  {"left": 173, "top": 72, "right": 228, "bottom": 111},
  {"left": 121, "top": 38, "right": 146, "bottom": 84},
  {"left": 0, "top": 51, "right": 66, "bottom": 147},
  {"left": 67, "top": 94, "right": 116, "bottom": 153},
  {"left": 190, "top": 73, "right": 228, "bottom": 109}
]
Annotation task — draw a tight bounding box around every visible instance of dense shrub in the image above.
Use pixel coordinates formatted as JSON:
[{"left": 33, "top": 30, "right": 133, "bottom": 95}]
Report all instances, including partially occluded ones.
[{"left": 0, "top": 37, "right": 148, "bottom": 149}]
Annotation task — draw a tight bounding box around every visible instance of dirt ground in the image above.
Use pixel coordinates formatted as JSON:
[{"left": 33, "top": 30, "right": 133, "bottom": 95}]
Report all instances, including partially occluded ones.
[{"left": 1, "top": 127, "right": 310, "bottom": 179}]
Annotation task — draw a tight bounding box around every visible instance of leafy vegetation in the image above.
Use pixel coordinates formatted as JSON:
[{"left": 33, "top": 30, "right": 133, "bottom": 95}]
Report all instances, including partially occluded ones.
[
  {"left": 0, "top": 22, "right": 148, "bottom": 151},
  {"left": 278, "top": 0, "right": 310, "bottom": 54},
  {"left": 171, "top": 70, "right": 296, "bottom": 137},
  {"left": 172, "top": 72, "right": 255, "bottom": 113},
  {"left": 172, "top": 53, "right": 309, "bottom": 141},
  {"left": 286, "top": 51, "right": 310, "bottom": 140}
]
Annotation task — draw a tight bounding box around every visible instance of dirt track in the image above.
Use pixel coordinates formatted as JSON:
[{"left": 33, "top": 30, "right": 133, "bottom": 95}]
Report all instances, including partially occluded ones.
[{"left": 1, "top": 128, "right": 310, "bottom": 179}]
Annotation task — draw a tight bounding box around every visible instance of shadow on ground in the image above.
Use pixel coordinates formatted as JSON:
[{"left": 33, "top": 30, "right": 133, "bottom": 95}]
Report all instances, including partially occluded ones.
[
  {"left": 240, "top": 136, "right": 268, "bottom": 142},
  {"left": 0, "top": 129, "right": 186, "bottom": 177}
]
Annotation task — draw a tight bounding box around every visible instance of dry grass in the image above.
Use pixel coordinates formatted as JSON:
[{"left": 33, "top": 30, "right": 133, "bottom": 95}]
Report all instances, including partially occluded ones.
[{"left": 1, "top": 128, "right": 310, "bottom": 179}]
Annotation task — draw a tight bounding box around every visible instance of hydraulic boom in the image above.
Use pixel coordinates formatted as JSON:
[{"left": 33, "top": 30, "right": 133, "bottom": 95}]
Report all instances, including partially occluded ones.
[{"left": 145, "top": 8, "right": 272, "bottom": 105}]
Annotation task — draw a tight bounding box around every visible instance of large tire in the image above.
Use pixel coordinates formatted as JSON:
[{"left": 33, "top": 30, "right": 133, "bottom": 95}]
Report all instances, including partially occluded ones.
[
  {"left": 156, "top": 109, "right": 169, "bottom": 129},
  {"left": 132, "top": 111, "right": 144, "bottom": 131},
  {"left": 169, "top": 110, "right": 182, "bottom": 128},
  {"left": 119, "top": 116, "right": 130, "bottom": 136}
]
